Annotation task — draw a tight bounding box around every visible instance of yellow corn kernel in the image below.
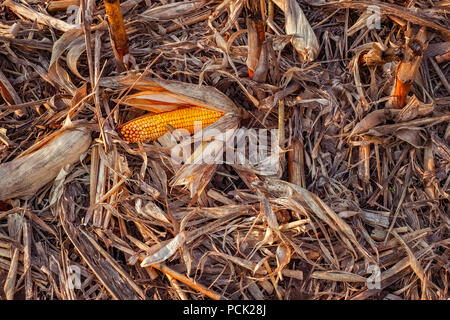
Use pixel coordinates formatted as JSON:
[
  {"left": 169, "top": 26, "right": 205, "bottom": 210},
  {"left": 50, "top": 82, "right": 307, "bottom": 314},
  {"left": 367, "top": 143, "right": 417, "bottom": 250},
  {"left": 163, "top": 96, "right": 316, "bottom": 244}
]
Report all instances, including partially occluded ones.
[{"left": 121, "top": 107, "right": 224, "bottom": 143}]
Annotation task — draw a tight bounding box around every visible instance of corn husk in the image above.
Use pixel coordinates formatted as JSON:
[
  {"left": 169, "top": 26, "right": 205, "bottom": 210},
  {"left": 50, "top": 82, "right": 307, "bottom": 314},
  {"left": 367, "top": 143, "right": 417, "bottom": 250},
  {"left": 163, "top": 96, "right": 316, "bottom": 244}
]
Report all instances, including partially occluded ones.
[
  {"left": 273, "top": 0, "right": 319, "bottom": 62},
  {"left": 118, "top": 75, "right": 239, "bottom": 114},
  {"left": 0, "top": 126, "right": 91, "bottom": 201}
]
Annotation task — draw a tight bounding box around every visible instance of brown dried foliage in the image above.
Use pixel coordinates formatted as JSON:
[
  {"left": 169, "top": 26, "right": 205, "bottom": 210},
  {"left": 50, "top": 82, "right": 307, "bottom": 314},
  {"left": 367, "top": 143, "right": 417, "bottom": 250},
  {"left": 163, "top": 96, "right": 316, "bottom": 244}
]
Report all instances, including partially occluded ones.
[{"left": 0, "top": 0, "right": 448, "bottom": 300}]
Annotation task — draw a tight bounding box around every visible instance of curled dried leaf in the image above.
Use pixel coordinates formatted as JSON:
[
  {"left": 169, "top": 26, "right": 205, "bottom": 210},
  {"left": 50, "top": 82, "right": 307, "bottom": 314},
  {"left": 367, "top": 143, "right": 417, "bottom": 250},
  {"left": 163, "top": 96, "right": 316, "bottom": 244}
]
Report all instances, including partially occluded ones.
[
  {"left": 275, "top": 243, "right": 291, "bottom": 273},
  {"left": 142, "top": 200, "right": 171, "bottom": 225},
  {"left": 48, "top": 28, "right": 83, "bottom": 95},
  {"left": 273, "top": 0, "right": 319, "bottom": 62},
  {"left": 350, "top": 109, "right": 392, "bottom": 137},
  {"left": 141, "top": 232, "right": 186, "bottom": 267}
]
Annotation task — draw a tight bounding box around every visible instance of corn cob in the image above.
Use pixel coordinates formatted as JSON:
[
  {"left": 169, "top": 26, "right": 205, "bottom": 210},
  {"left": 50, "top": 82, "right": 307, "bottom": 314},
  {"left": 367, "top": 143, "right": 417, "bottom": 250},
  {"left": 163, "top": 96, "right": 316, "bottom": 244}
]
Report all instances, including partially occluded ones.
[{"left": 121, "top": 107, "right": 224, "bottom": 143}]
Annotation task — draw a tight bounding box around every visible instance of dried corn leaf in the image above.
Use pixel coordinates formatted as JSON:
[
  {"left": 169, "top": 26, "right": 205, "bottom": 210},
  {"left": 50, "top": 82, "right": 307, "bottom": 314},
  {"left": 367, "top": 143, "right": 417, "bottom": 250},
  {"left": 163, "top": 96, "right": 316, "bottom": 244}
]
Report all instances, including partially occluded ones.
[
  {"left": 312, "top": 270, "right": 367, "bottom": 282},
  {"left": 140, "top": 0, "right": 206, "bottom": 20},
  {"left": 59, "top": 205, "right": 145, "bottom": 300},
  {"left": 4, "top": 0, "right": 78, "bottom": 32},
  {"left": 394, "top": 96, "right": 434, "bottom": 122},
  {"left": 256, "top": 179, "right": 372, "bottom": 260},
  {"left": 0, "top": 69, "right": 22, "bottom": 106},
  {"left": 48, "top": 28, "right": 83, "bottom": 95},
  {"left": 141, "top": 232, "right": 186, "bottom": 267},
  {"left": 273, "top": 0, "right": 319, "bottom": 62},
  {"left": 323, "top": 1, "right": 450, "bottom": 37},
  {"left": 275, "top": 243, "right": 291, "bottom": 274},
  {"left": 137, "top": 199, "right": 171, "bottom": 225},
  {"left": 66, "top": 36, "right": 88, "bottom": 81}
]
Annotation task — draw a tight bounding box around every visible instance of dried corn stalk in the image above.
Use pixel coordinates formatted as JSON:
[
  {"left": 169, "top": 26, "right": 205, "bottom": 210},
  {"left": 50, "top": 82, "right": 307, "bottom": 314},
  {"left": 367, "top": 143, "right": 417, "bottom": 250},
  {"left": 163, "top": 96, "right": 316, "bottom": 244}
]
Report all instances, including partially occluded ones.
[
  {"left": 48, "top": 0, "right": 80, "bottom": 12},
  {"left": 104, "top": 0, "right": 130, "bottom": 68},
  {"left": 388, "top": 27, "right": 428, "bottom": 108},
  {"left": 423, "top": 141, "right": 436, "bottom": 199},
  {"left": 288, "top": 107, "right": 305, "bottom": 187},
  {"left": 0, "top": 126, "right": 91, "bottom": 201},
  {"left": 358, "top": 138, "right": 371, "bottom": 184},
  {"left": 246, "top": 0, "right": 266, "bottom": 78},
  {"left": 272, "top": 0, "right": 319, "bottom": 62}
]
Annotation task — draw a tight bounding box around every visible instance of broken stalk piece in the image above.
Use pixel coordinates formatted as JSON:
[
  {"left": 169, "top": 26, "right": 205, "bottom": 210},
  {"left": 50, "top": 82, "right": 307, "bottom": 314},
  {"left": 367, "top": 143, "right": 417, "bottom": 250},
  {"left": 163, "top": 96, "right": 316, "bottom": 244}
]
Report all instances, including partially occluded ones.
[
  {"left": 246, "top": 0, "right": 266, "bottom": 79},
  {"left": 104, "top": 0, "right": 130, "bottom": 69},
  {"left": 48, "top": 0, "right": 80, "bottom": 12},
  {"left": 288, "top": 107, "right": 305, "bottom": 188},
  {"left": 388, "top": 27, "right": 428, "bottom": 108}
]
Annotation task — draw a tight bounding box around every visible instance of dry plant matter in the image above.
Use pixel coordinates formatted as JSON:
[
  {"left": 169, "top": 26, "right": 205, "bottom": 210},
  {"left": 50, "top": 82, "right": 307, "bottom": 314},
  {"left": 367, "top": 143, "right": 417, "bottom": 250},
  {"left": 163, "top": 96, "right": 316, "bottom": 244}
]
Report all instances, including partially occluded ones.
[{"left": 0, "top": 0, "right": 449, "bottom": 300}]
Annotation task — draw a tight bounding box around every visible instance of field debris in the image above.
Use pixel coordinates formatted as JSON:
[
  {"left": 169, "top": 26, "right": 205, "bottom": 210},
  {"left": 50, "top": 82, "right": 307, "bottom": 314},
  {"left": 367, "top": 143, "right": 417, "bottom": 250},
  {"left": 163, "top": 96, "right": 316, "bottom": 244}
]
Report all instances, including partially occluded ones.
[{"left": 0, "top": 0, "right": 448, "bottom": 300}]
